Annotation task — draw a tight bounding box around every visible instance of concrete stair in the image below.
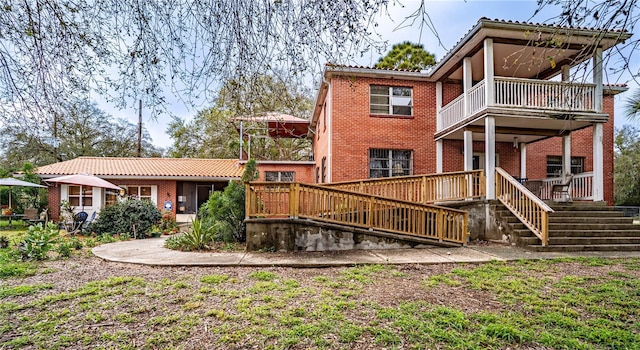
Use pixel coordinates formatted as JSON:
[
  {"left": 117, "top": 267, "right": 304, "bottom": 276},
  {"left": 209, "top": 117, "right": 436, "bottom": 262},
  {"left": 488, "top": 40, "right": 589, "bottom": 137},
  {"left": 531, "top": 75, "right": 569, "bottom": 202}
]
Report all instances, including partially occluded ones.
[{"left": 496, "top": 202, "right": 640, "bottom": 252}]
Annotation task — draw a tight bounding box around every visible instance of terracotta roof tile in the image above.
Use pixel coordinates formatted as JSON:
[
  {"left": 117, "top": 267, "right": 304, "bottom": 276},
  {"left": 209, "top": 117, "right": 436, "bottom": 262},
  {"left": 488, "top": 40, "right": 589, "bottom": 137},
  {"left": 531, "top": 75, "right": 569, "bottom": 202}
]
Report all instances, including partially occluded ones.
[
  {"left": 35, "top": 157, "right": 244, "bottom": 179},
  {"left": 325, "top": 63, "right": 422, "bottom": 73}
]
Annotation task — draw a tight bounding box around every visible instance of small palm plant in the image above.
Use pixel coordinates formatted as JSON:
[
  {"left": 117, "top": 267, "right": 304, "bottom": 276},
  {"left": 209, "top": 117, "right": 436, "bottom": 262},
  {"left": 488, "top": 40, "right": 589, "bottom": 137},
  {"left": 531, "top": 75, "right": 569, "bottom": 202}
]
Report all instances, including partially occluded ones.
[{"left": 165, "top": 218, "right": 214, "bottom": 251}]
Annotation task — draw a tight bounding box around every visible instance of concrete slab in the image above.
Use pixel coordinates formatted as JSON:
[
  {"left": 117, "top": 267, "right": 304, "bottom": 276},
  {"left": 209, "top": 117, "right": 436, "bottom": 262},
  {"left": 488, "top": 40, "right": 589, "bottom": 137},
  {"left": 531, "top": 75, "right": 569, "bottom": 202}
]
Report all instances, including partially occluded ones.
[
  {"left": 429, "top": 247, "right": 505, "bottom": 263},
  {"left": 92, "top": 237, "right": 640, "bottom": 268},
  {"left": 239, "top": 250, "right": 384, "bottom": 267},
  {"left": 369, "top": 249, "right": 453, "bottom": 264}
]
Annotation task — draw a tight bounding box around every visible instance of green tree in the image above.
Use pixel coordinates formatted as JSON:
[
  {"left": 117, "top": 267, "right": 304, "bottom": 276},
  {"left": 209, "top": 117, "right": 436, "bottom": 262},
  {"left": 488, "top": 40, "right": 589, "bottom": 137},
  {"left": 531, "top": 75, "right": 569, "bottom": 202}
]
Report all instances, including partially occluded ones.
[
  {"left": 624, "top": 89, "right": 640, "bottom": 120},
  {"left": 375, "top": 41, "right": 436, "bottom": 71},
  {"left": 614, "top": 126, "right": 640, "bottom": 206},
  {"left": 168, "top": 75, "right": 313, "bottom": 161},
  {"left": 0, "top": 100, "right": 162, "bottom": 168}
]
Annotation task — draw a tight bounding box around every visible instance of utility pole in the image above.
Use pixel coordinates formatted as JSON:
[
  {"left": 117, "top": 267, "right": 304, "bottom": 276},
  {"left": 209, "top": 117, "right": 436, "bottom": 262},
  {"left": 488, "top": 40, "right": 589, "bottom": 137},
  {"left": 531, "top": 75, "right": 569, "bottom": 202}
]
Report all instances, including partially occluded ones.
[{"left": 137, "top": 99, "right": 142, "bottom": 158}]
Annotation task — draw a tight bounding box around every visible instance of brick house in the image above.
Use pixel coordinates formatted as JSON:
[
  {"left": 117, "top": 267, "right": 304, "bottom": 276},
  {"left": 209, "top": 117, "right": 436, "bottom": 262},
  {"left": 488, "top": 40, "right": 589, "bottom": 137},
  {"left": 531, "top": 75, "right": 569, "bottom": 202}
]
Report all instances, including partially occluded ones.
[
  {"left": 309, "top": 18, "right": 630, "bottom": 205},
  {"left": 36, "top": 157, "right": 244, "bottom": 221}
]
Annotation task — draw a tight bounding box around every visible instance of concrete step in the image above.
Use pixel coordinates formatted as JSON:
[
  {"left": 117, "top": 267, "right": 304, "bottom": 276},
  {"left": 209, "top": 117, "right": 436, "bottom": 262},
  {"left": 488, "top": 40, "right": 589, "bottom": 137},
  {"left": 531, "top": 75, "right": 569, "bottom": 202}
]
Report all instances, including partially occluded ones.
[
  {"left": 548, "top": 223, "right": 640, "bottom": 231},
  {"left": 550, "top": 211, "right": 624, "bottom": 218},
  {"left": 549, "top": 216, "right": 635, "bottom": 224},
  {"left": 527, "top": 244, "right": 640, "bottom": 252},
  {"left": 548, "top": 237, "right": 640, "bottom": 245},
  {"left": 548, "top": 229, "right": 640, "bottom": 237}
]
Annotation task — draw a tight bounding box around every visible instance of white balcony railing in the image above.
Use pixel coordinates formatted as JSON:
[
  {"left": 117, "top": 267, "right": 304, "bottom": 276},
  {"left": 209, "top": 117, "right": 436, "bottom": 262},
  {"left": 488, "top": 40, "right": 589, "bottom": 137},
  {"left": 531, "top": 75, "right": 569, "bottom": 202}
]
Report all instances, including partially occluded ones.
[
  {"left": 438, "top": 77, "right": 597, "bottom": 131},
  {"left": 539, "top": 172, "right": 594, "bottom": 201}
]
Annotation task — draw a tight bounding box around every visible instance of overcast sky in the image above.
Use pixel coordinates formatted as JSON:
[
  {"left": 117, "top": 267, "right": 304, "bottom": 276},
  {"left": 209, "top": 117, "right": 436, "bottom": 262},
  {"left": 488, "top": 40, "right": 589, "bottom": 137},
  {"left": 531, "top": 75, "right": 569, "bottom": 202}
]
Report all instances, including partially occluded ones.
[{"left": 100, "top": 0, "right": 638, "bottom": 149}]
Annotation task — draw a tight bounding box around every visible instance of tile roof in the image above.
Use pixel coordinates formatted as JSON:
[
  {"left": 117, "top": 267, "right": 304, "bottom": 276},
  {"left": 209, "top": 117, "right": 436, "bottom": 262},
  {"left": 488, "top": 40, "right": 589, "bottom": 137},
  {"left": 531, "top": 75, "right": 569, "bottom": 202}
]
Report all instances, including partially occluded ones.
[
  {"left": 35, "top": 157, "right": 244, "bottom": 179},
  {"left": 325, "top": 63, "right": 422, "bottom": 73}
]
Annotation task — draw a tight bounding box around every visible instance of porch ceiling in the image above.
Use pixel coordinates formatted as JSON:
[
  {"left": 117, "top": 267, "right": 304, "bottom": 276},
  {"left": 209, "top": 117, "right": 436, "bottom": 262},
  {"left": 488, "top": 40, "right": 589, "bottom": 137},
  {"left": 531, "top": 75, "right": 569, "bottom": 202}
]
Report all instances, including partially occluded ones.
[{"left": 435, "top": 111, "right": 599, "bottom": 144}]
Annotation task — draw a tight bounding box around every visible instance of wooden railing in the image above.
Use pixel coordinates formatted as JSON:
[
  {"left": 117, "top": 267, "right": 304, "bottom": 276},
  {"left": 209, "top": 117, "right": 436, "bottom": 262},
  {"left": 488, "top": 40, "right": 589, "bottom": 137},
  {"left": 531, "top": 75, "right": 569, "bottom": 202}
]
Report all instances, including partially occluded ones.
[
  {"left": 539, "top": 172, "right": 593, "bottom": 200},
  {"left": 495, "top": 77, "right": 595, "bottom": 111},
  {"left": 439, "top": 94, "right": 465, "bottom": 131},
  {"left": 323, "top": 170, "right": 485, "bottom": 204},
  {"left": 246, "top": 182, "right": 468, "bottom": 244},
  {"left": 467, "top": 80, "right": 486, "bottom": 115},
  {"left": 438, "top": 77, "right": 597, "bottom": 131},
  {"left": 496, "top": 168, "right": 553, "bottom": 246}
]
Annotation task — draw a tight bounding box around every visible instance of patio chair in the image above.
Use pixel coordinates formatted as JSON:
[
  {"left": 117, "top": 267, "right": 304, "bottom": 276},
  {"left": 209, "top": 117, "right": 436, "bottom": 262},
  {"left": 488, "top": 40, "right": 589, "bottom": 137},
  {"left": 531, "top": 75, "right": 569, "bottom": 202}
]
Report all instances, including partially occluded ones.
[
  {"left": 551, "top": 174, "right": 574, "bottom": 202},
  {"left": 69, "top": 211, "right": 89, "bottom": 235},
  {"left": 25, "top": 208, "right": 47, "bottom": 226},
  {"left": 81, "top": 211, "right": 97, "bottom": 234}
]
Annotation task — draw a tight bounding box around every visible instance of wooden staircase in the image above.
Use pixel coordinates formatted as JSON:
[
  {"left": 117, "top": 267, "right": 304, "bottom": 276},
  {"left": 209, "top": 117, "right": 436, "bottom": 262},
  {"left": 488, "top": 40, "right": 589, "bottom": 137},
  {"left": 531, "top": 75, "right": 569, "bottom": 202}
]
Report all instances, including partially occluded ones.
[{"left": 497, "top": 202, "right": 640, "bottom": 251}]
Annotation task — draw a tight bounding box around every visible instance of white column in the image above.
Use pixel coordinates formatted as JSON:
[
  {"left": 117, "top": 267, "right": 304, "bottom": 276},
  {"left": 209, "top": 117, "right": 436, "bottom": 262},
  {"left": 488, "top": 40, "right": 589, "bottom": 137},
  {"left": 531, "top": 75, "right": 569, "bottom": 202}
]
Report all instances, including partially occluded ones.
[
  {"left": 562, "top": 133, "right": 572, "bottom": 178},
  {"left": 436, "top": 82, "right": 443, "bottom": 131},
  {"left": 593, "top": 47, "right": 603, "bottom": 113},
  {"left": 485, "top": 116, "right": 496, "bottom": 199},
  {"left": 464, "top": 130, "right": 473, "bottom": 171},
  {"left": 463, "top": 57, "right": 472, "bottom": 116},
  {"left": 484, "top": 38, "right": 495, "bottom": 107},
  {"left": 520, "top": 143, "right": 527, "bottom": 179},
  {"left": 436, "top": 140, "right": 443, "bottom": 173},
  {"left": 593, "top": 123, "right": 604, "bottom": 201}
]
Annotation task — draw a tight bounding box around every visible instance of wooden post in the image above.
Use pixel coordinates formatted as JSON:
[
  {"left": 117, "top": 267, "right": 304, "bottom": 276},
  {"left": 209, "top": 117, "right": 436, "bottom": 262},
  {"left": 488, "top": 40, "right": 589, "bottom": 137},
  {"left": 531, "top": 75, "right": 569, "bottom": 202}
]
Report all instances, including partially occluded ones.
[
  {"left": 541, "top": 211, "right": 549, "bottom": 246},
  {"left": 245, "top": 183, "right": 251, "bottom": 219},
  {"left": 437, "top": 209, "right": 444, "bottom": 242},
  {"left": 368, "top": 196, "right": 375, "bottom": 229}
]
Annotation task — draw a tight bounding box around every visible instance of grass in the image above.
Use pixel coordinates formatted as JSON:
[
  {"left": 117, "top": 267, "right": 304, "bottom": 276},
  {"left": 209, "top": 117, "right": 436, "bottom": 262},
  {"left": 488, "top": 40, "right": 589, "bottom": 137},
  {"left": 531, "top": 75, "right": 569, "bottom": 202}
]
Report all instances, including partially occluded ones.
[{"left": 0, "top": 251, "right": 639, "bottom": 349}]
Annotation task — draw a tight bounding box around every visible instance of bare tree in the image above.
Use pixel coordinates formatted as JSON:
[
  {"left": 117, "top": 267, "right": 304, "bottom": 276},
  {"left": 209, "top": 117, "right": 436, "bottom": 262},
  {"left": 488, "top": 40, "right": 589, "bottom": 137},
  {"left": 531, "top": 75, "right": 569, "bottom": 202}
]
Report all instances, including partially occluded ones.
[{"left": 0, "top": 0, "right": 389, "bottom": 121}]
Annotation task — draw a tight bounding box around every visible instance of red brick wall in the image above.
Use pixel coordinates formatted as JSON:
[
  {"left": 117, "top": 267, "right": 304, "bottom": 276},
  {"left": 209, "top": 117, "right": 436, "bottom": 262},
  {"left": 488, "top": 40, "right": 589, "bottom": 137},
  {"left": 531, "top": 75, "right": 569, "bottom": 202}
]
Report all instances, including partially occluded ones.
[
  {"left": 328, "top": 76, "right": 441, "bottom": 182},
  {"left": 256, "top": 163, "right": 315, "bottom": 183},
  {"left": 313, "top": 97, "right": 330, "bottom": 183}
]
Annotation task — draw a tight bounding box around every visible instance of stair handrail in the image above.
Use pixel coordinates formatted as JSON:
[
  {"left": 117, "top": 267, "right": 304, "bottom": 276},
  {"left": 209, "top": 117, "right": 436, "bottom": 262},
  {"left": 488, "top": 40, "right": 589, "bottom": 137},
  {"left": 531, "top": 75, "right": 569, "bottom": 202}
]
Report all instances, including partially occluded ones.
[
  {"left": 322, "top": 170, "right": 485, "bottom": 204},
  {"left": 495, "top": 167, "right": 554, "bottom": 246},
  {"left": 246, "top": 182, "right": 468, "bottom": 244}
]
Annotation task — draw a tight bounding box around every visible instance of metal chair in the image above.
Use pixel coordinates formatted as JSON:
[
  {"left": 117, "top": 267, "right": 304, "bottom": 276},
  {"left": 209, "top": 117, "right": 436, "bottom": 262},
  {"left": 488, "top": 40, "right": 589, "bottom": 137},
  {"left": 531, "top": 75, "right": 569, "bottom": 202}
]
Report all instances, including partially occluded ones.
[
  {"left": 81, "top": 211, "right": 96, "bottom": 234},
  {"left": 69, "top": 211, "right": 88, "bottom": 235},
  {"left": 551, "top": 174, "right": 574, "bottom": 202}
]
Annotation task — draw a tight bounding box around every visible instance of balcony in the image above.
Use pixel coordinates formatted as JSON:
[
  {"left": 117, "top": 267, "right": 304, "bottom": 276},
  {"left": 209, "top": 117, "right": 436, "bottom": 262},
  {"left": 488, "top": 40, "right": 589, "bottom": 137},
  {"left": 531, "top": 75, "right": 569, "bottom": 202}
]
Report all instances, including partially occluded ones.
[{"left": 438, "top": 77, "right": 598, "bottom": 133}]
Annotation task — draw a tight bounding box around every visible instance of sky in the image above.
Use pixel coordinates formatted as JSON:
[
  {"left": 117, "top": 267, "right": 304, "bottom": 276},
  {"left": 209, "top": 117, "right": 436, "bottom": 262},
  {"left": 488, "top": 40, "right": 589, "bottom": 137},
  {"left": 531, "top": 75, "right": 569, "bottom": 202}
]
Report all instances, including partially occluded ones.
[{"left": 100, "top": 0, "right": 638, "bottom": 149}]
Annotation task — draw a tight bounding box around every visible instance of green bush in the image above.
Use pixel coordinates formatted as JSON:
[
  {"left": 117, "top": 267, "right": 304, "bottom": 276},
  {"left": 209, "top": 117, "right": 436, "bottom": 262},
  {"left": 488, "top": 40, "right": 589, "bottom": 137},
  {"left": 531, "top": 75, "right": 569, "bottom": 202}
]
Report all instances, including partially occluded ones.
[
  {"left": 198, "top": 159, "right": 258, "bottom": 243},
  {"left": 89, "top": 199, "right": 162, "bottom": 238},
  {"left": 15, "top": 223, "right": 59, "bottom": 261},
  {"left": 163, "top": 218, "right": 214, "bottom": 251}
]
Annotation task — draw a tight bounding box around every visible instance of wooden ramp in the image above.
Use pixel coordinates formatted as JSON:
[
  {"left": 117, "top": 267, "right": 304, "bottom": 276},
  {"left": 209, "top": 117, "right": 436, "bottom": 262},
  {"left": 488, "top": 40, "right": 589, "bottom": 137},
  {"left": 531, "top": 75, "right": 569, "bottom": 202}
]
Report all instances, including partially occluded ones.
[{"left": 246, "top": 182, "right": 470, "bottom": 247}]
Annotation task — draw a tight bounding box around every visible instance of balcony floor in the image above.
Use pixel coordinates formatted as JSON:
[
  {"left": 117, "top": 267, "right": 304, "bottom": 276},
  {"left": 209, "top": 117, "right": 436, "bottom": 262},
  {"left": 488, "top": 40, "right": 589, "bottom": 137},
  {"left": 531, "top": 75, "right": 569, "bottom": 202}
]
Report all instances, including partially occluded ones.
[{"left": 435, "top": 106, "right": 609, "bottom": 143}]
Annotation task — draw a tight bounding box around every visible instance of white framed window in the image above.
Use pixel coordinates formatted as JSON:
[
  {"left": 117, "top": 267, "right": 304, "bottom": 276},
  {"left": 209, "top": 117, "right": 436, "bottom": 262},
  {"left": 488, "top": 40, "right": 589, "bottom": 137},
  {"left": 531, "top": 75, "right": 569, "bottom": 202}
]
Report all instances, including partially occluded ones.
[
  {"left": 546, "top": 156, "right": 584, "bottom": 177},
  {"left": 369, "top": 149, "right": 413, "bottom": 178},
  {"left": 265, "top": 171, "right": 295, "bottom": 182},
  {"left": 121, "top": 185, "right": 158, "bottom": 205},
  {"left": 105, "top": 189, "right": 119, "bottom": 207},
  {"left": 68, "top": 185, "right": 93, "bottom": 207},
  {"left": 370, "top": 85, "right": 413, "bottom": 116}
]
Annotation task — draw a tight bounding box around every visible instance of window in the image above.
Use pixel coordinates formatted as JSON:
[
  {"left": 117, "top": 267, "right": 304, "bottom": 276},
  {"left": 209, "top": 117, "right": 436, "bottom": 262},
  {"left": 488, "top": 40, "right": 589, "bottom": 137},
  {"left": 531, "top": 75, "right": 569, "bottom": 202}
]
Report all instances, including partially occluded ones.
[
  {"left": 265, "top": 171, "right": 295, "bottom": 182},
  {"left": 105, "top": 189, "right": 119, "bottom": 206},
  {"left": 369, "top": 149, "right": 413, "bottom": 178},
  {"left": 126, "top": 186, "right": 153, "bottom": 201},
  {"left": 370, "top": 85, "right": 413, "bottom": 116},
  {"left": 546, "top": 156, "right": 584, "bottom": 177},
  {"left": 321, "top": 157, "right": 327, "bottom": 183},
  {"left": 68, "top": 185, "right": 93, "bottom": 207}
]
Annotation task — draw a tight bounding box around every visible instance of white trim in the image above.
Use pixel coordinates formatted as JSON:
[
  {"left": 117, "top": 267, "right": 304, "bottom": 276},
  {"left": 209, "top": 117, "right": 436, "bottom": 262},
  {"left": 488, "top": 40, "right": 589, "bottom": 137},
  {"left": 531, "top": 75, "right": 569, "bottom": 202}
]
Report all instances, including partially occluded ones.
[
  {"left": 593, "top": 123, "right": 604, "bottom": 201},
  {"left": 520, "top": 143, "right": 527, "bottom": 178},
  {"left": 485, "top": 116, "right": 496, "bottom": 199},
  {"left": 463, "top": 130, "right": 473, "bottom": 171},
  {"left": 593, "top": 47, "right": 603, "bottom": 113},
  {"left": 484, "top": 38, "right": 495, "bottom": 107},
  {"left": 463, "top": 57, "right": 472, "bottom": 116},
  {"left": 562, "top": 134, "right": 572, "bottom": 178},
  {"left": 436, "top": 140, "right": 443, "bottom": 173}
]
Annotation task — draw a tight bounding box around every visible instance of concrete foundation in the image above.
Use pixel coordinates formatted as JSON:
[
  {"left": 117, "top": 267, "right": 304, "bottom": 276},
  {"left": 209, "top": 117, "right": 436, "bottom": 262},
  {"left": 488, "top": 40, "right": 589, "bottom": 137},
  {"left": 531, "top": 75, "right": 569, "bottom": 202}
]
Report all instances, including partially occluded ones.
[
  {"left": 246, "top": 200, "right": 507, "bottom": 252},
  {"left": 245, "top": 218, "right": 458, "bottom": 252}
]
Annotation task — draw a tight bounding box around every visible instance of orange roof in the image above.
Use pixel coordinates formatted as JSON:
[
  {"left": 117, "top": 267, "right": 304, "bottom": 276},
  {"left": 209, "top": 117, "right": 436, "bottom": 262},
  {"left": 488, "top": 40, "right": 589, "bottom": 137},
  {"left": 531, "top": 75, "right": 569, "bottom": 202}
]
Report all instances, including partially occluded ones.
[{"left": 35, "top": 157, "right": 244, "bottom": 180}]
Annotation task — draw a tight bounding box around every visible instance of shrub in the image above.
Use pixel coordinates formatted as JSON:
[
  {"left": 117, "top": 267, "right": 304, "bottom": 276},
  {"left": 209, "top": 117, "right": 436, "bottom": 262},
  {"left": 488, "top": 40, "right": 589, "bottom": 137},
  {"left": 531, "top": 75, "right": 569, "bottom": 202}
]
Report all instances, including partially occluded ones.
[
  {"left": 15, "top": 223, "right": 59, "bottom": 261},
  {"left": 198, "top": 159, "right": 258, "bottom": 243},
  {"left": 89, "top": 199, "right": 161, "bottom": 238},
  {"left": 163, "top": 218, "right": 214, "bottom": 251},
  {"left": 0, "top": 236, "right": 9, "bottom": 249}
]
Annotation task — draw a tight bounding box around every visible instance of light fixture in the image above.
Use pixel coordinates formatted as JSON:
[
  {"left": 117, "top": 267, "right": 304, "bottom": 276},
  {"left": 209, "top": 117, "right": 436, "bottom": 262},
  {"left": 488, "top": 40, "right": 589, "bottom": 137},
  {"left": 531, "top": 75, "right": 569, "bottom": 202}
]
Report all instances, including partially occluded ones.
[
  {"left": 513, "top": 137, "right": 519, "bottom": 149},
  {"left": 119, "top": 188, "right": 126, "bottom": 196}
]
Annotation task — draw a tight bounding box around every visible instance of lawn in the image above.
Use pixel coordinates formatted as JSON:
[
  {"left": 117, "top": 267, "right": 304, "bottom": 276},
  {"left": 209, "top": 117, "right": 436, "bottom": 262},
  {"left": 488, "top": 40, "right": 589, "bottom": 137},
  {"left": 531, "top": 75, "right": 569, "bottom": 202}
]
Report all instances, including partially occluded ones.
[{"left": 0, "top": 233, "right": 639, "bottom": 349}]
